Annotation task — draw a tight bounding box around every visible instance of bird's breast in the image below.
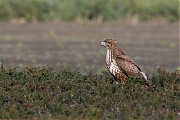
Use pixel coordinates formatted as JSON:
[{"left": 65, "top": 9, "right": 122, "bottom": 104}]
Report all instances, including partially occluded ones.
[
  {"left": 105, "top": 49, "right": 119, "bottom": 75},
  {"left": 107, "top": 59, "right": 120, "bottom": 77}
]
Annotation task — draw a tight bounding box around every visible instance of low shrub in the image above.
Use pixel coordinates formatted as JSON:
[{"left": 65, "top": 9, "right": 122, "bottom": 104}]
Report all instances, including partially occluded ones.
[{"left": 0, "top": 62, "right": 179, "bottom": 119}]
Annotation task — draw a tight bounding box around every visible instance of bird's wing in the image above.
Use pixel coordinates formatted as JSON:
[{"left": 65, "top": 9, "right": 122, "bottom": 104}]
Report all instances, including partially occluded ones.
[{"left": 115, "top": 55, "right": 142, "bottom": 77}]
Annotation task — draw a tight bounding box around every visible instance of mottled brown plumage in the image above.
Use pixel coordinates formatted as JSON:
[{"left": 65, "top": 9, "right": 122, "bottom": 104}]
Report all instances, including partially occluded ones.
[{"left": 100, "top": 38, "right": 148, "bottom": 83}]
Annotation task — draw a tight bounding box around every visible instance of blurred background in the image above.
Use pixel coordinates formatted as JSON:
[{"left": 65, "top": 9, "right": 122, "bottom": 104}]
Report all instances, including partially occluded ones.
[{"left": 0, "top": 0, "right": 179, "bottom": 75}]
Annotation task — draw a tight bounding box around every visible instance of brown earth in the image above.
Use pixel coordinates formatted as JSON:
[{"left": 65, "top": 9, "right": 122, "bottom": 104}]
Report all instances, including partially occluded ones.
[{"left": 0, "top": 20, "right": 179, "bottom": 75}]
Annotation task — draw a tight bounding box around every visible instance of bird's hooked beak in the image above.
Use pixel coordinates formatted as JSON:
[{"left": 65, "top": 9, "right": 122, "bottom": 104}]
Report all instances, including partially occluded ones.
[{"left": 100, "top": 41, "right": 106, "bottom": 46}]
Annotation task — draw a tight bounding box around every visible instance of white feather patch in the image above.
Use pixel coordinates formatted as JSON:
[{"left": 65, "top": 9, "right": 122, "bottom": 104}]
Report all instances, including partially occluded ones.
[
  {"left": 106, "top": 49, "right": 111, "bottom": 65},
  {"left": 106, "top": 49, "right": 120, "bottom": 76},
  {"left": 140, "top": 72, "right": 148, "bottom": 81}
]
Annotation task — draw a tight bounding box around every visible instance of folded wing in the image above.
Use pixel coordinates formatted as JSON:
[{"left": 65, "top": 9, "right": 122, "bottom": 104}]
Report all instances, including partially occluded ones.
[{"left": 116, "top": 55, "right": 148, "bottom": 82}]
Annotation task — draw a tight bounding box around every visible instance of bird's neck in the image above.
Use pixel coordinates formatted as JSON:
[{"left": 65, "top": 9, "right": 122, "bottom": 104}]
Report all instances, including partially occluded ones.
[
  {"left": 106, "top": 47, "right": 124, "bottom": 65},
  {"left": 106, "top": 49, "right": 114, "bottom": 65}
]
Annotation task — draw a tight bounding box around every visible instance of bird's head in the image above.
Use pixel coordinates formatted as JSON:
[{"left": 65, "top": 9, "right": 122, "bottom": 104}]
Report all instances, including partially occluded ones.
[
  {"left": 100, "top": 38, "right": 117, "bottom": 50},
  {"left": 100, "top": 38, "right": 125, "bottom": 55}
]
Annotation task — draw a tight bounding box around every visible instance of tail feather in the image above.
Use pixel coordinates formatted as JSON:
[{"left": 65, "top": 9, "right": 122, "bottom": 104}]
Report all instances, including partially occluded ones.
[{"left": 140, "top": 72, "right": 148, "bottom": 82}]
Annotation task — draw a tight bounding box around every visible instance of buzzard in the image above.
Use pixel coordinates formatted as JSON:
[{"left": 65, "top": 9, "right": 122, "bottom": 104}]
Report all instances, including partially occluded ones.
[{"left": 100, "top": 38, "right": 148, "bottom": 83}]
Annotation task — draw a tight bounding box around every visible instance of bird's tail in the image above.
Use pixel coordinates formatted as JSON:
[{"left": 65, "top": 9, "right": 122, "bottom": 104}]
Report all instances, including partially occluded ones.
[
  {"left": 140, "top": 72, "right": 155, "bottom": 89},
  {"left": 140, "top": 72, "right": 148, "bottom": 83}
]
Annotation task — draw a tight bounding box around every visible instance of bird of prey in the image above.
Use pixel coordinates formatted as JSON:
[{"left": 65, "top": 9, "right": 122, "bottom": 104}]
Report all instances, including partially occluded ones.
[{"left": 100, "top": 38, "right": 148, "bottom": 83}]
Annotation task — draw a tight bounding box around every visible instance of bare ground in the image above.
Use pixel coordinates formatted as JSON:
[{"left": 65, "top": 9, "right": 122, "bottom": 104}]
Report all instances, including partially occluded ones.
[{"left": 0, "top": 20, "right": 179, "bottom": 75}]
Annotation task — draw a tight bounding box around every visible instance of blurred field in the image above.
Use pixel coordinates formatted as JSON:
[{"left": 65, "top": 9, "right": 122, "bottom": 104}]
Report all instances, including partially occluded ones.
[
  {"left": 0, "top": 20, "right": 178, "bottom": 75},
  {"left": 0, "top": 0, "right": 178, "bottom": 22}
]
